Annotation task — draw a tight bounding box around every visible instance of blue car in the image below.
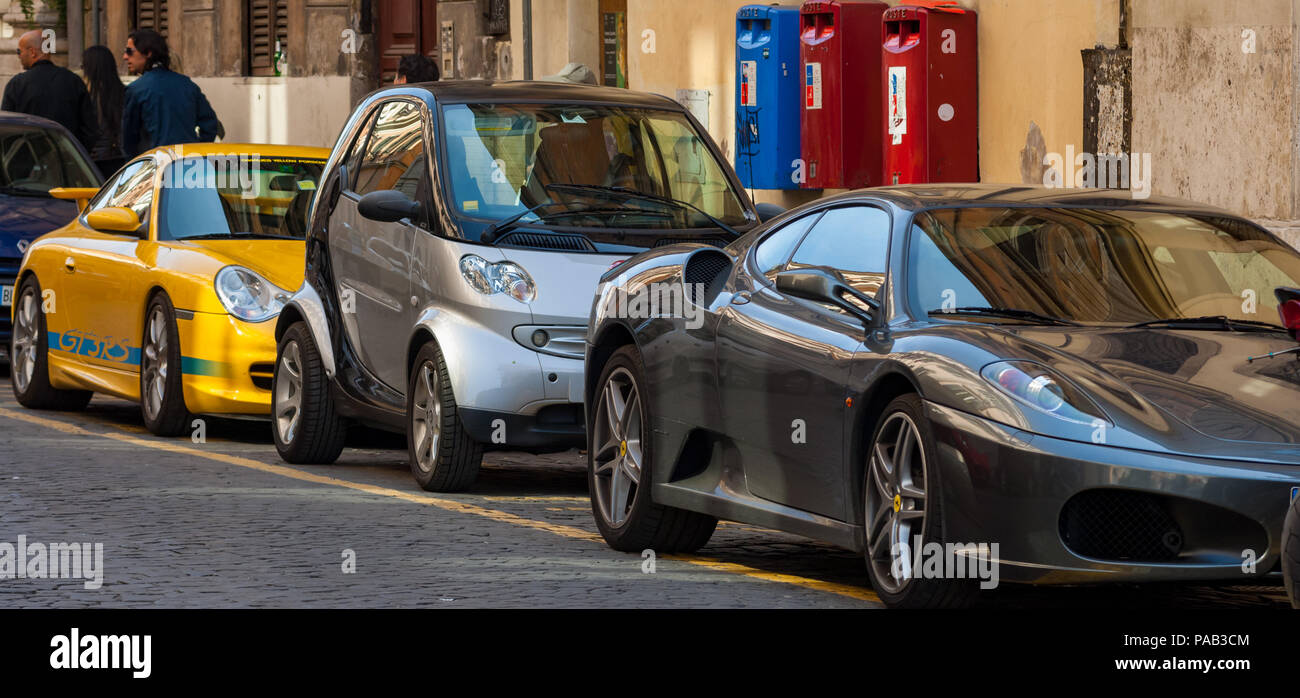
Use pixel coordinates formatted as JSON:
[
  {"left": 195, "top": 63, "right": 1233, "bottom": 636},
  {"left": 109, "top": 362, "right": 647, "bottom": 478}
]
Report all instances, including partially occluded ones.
[{"left": 0, "top": 112, "right": 102, "bottom": 365}]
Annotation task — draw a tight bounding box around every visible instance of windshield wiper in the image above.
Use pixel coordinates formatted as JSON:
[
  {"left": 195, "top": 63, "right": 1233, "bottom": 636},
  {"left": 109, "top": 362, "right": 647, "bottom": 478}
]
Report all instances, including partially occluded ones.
[
  {"left": 1127, "top": 315, "right": 1287, "bottom": 332},
  {"left": 482, "top": 200, "right": 592, "bottom": 243},
  {"left": 927, "top": 306, "right": 1082, "bottom": 327},
  {"left": 543, "top": 183, "right": 742, "bottom": 238}
]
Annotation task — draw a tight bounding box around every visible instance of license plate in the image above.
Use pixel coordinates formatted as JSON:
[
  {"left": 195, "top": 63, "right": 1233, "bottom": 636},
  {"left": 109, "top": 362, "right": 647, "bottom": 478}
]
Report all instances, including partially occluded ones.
[{"left": 0, "top": 284, "right": 11, "bottom": 308}]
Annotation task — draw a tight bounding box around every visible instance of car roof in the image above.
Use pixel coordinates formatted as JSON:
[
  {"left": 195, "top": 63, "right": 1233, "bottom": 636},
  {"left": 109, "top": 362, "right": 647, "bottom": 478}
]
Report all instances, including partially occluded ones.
[
  {"left": 831, "top": 184, "right": 1236, "bottom": 216},
  {"left": 141, "top": 143, "right": 332, "bottom": 160},
  {"left": 0, "top": 110, "right": 69, "bottom": 130},
  {"left": 363, "top": 79, "right": 686, "bottom": 110}
]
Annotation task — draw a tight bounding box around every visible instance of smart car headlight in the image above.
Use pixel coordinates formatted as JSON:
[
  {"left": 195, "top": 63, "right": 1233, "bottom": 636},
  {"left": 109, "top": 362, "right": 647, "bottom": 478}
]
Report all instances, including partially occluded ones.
[
  {"left": 980, "top": 360, "right": 1109, "bottom": 425},
  {"left": 214, "top": 266, "right": 286, "bottom": 322},
  {"left": 459, "top": 255, "right": 536, "bottom": 303}
]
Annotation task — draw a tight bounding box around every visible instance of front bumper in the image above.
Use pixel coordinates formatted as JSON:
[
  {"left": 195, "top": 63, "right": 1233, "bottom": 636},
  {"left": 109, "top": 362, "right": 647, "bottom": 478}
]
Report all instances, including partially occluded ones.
[
  {"left": 926, "top": 400, "right": 1300, "bottom": 584},
  {"left": 176, "top": 310, "right": 278, "bottom": 417}
]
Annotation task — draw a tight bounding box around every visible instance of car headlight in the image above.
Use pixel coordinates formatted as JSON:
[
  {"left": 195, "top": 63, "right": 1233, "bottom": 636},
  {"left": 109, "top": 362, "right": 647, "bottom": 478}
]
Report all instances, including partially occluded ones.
[
  {"left": 214, "top": 266, "right": 286, "bottom": 322},
  {"left": 980, "top": 360, "right": 1109, "bottom": 425},
  {"left": 459, "top": 255, "right": 536, "bottom": 303}
]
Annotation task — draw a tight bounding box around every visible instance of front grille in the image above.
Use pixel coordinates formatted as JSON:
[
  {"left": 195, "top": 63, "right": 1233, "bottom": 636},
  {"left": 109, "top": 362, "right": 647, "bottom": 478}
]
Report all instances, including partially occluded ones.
[
  {"left": 249, "top": 363, "right": 275, "bottom": 391},
  {"left": 1059, "top": 489, "right": 1183, "bottom": 562},
  {"left": 682, "top": 250, "right": 732, "bottom": 305},
  {"left": 655, "top": 237, "right": 728, "bottom": 248},
  {"left": 497, "top": 232, "right": 595, "bottom": 251}
]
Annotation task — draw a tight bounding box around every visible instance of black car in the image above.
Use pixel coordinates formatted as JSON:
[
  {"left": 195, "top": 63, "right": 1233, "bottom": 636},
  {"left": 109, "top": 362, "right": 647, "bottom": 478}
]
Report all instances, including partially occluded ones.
[
  {"left": 0, "top": 111, "right": 102, "bottom": 365},
  {"left": 584, "top": 184, "right": 1300, "bottom": 608}
]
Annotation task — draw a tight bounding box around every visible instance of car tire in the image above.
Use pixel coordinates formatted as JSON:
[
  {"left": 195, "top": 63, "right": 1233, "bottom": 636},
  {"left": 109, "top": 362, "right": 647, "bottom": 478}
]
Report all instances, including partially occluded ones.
[
  {"left": 139, "top": 293, "right": 191, "bottom": 436},
  {"left": 407, "top": 341, "right": 482, "bottom": 492},
  {"left": 1284, "top": 492, "right": 1300, "bottom": 609},
  {"left": 9, "top": 275, "right": 92, "bottom": 411},
  {"left": 588, "top": 345, "right": 717, "bottom": 553},
  {"left": 862, "top": 394, "right": 978, "bottom": 609},
  {"left": 273, "top": 321, "right": 346, "bottom": 464}
]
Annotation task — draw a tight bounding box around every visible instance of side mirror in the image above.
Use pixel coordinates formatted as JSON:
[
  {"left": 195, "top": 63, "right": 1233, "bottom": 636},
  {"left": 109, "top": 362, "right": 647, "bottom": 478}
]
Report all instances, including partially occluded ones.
[
  {"left": 85, "top": 206, "right": 142, "bottom": 235},
  {"left": 49, "top": 187, "right": 101, "bottom": 213},
  {"left": 775, "top": 268, "right": 879, "bottom": 322},
  {"left": 755, "top": 202, "right": 786, "bottom": 224},
  {"left": 358, "top": 189, "right": 422, "bottom": 223}
]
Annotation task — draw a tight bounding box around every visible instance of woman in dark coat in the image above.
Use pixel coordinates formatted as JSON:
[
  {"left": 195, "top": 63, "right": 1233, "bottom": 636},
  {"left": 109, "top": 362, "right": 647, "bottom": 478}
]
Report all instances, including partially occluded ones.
[{"left": 81, "top": 45, "right": 126, "bottom": 177}]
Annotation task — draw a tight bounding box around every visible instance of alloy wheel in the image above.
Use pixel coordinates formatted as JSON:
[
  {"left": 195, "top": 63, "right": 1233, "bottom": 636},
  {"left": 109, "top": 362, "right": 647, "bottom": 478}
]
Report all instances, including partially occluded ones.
[
  {"left": 11, "top": 286, "right": 38, "bottom": 393},
  {"left": 865, "top": 411, "right": 929, "bottom": 595},
  {"left": 592, "top": 367, "right": 644, "bottom": 527},
  {"left": 410, "top": 360, "right": 442, "bottom": 473},
  {"left": 275, "top": 340, "right": 303, "bottom": 444},
  {"left": 141, "top": 307, "right": 169, "bottom": 420}
]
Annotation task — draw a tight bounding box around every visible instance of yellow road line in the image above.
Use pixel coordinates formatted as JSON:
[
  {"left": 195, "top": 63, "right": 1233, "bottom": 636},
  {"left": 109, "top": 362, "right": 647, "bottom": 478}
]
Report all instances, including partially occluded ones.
[{"left": 0, "top": 406, "right": 881, "bottom": 605}]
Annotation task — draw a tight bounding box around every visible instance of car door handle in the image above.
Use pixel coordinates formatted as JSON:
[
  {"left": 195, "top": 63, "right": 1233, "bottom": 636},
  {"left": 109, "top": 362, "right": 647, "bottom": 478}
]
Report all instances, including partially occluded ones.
[
  {"left": 64, "top": 256, "right": 75, "bottom": 272},
  {"left": 730, "top": 291, "right": 752, "bottom": 305}
]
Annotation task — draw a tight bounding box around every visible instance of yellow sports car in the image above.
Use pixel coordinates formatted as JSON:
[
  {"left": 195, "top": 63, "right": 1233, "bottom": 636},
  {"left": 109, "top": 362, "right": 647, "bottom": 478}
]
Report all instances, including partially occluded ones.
[{"left": 9, "top": 143, "right": 328, "bottom": 435}]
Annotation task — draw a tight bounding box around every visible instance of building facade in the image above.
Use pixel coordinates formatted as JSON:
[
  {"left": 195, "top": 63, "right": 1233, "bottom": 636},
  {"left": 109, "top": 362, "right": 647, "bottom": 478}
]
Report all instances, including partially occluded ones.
[{"left": 0, "top": 0, "right": 1297, "bottom": 248}]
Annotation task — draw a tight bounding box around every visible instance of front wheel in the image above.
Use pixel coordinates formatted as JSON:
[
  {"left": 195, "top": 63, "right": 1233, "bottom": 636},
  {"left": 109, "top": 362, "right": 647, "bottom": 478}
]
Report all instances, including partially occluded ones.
[
  {"left": 407, "top": 341, "right": 482, "bottom": 492},
  {"left": 588, "top": 345, "right": 716, "bottom": 553},
  {"left": 140, "top": 294, "right": 191, "bottom": 436},
  {"left": 10, "top": 276, "right": 92, "bottom": 410},
  {"left": 863, "top": 394, "right": 977, "bottom": 609},
  {"left": 273, "top": 321, "right": 346, "bottom": 464},
  {"left": 1284, "top": 491, "right": 1300, "bottom": 609}
]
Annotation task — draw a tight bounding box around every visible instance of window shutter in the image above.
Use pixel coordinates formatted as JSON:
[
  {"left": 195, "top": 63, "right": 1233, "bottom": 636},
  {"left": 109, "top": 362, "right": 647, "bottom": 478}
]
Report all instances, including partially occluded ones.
[
  {"left": 135, "top": 0, "right": 169, "bottom": 37},
  {"left": 249, "top": 0, "right": 290, "bottom": 76}
]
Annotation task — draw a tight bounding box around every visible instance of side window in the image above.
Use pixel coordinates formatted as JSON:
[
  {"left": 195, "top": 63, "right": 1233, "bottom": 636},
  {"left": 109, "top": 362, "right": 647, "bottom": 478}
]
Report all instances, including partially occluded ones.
[
  {"left": 787, "top": 205, "right": 891, "bottom": 312},
  {"left": 86, "top": 158, "right": 155, "bottom": 233},
  {"left": 354, "top": 100, "right": 427, "bottom": 204},
  {"left": 751, "top": 211, "right": 821, "bottom": 281},
  {"left": 340, "top": 109, "right": 377, "bottom": 192}
]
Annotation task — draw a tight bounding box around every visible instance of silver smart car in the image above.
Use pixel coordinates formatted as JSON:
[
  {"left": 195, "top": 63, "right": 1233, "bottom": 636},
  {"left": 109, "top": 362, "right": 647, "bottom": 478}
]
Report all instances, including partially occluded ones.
[{"left": 270, "top": 80, "right": 763, "bottom": 491}]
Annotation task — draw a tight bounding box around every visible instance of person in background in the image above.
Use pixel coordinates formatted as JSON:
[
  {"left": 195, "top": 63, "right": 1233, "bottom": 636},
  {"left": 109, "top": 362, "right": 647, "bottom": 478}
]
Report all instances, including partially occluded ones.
[
  {"left": 394, "top": 54, "right": 439, "bottom": 84},
  {"left": 81, "top": 45, "right": 126, "bottom": 176},
  {"left": 121, "top": 29, "right": 220, "bottom": 157},
  {"left": 1, "top": 29, "right": 98, "bottom": 149}
]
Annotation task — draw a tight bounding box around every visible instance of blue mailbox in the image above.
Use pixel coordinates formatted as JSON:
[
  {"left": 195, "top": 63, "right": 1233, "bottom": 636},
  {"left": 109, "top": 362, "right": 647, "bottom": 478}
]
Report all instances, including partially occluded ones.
[{"left": 735, "top": 4, "right": 802, "bottom": 190}]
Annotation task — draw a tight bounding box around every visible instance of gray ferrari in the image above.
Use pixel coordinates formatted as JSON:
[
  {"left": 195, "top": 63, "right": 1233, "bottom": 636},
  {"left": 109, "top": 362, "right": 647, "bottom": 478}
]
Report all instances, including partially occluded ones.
[{"left": 583, "top": 185, "right": 1300, "bottom": 608}]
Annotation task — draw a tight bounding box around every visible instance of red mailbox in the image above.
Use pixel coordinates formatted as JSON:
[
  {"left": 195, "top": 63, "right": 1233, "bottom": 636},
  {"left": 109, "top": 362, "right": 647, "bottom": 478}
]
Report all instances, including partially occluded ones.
[
  {"left": 882, "top": 2, "right": 978, "bottom": 184},
  {"left": 799, "top": 0, "right": 887, "bottom": 190}
]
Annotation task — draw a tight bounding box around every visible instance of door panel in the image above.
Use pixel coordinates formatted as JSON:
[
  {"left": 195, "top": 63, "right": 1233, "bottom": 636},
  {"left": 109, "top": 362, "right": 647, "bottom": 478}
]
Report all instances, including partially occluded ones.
[
  {"left": 715, "top": 205, "right": 891, "bottom": 520},
  {"left": 329, "top": 100, "right": 425, "bottom": 391}
]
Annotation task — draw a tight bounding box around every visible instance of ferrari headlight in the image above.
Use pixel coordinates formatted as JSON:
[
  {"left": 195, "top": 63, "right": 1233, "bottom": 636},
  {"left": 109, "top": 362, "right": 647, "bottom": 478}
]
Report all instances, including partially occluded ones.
[
  {"left": 459, "top": 255, "right": 536, "bottom": 303},
  {"left": 981, "top": 360, "right": 1108, "bottom": 425},
  {"left": 215, "top": 266, "right": 286, "bottom": 322}
]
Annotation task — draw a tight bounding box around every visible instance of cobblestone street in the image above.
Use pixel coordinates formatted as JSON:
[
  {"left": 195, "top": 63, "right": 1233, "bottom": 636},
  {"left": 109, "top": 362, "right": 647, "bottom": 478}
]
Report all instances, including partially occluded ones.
[{"left": 0, "top": 373, "right": 1289, "bottom": 610}]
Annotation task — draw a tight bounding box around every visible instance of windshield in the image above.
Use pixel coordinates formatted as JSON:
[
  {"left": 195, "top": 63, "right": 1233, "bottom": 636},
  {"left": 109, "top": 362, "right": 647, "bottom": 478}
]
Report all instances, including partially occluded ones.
[
  {"left": 909, "top": 207, "right": 1300, "bottom": 327},
  {"left": 0, "top": 125, "right": 99, "bottom": 193},
  {"left": 158, "top": 156, "right": 325, "bottom": 240},
  {"left": 439, "top": 103, "right": 748, "bottom": 232}
]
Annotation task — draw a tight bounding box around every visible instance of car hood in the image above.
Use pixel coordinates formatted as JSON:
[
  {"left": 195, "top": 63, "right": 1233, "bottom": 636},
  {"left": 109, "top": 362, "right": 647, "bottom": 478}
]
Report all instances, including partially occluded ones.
[
  {"left": 493, "top": 246, "right": 627, "bottom": 324},
  {"left": 0, "top": 195, "right": 79, "bottom": 259},
  {"left": 156, "top": 239, "right": 306, "bottom": 311},
  {"left": 980, "top": 325, "right": 1300, "bottom": 464}
]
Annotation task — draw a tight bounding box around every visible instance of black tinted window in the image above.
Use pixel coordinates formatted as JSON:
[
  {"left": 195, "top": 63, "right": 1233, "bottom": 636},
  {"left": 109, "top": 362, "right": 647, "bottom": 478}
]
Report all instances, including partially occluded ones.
[
  {"left": 354, "top": 100, "right": 426, "bottom": 200},
  {"left": 753, "top": 212, "right": 819, "bottom": 278}
]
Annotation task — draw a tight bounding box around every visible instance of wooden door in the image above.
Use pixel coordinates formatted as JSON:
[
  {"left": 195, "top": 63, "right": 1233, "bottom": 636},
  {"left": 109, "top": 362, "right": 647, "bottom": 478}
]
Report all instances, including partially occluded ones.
[{"left": 377, "top": 0, "right": 439, "bottom": 83}]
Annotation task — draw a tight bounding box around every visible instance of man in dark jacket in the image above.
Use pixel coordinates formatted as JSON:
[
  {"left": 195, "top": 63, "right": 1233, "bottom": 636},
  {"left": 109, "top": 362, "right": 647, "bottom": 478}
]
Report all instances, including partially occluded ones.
[
  {"left": 121, "top": 29, "right": 220, "bottom": 157},
  {"left": 1, "top": 29, "right": 98, "bottom": 149}
]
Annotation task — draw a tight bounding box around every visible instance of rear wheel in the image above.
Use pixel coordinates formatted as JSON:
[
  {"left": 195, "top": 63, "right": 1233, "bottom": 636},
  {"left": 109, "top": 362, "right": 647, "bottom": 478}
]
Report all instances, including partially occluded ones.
[
  {"left": 407, "top": 341, "right": 482, "bottom": 492},
  {"left": 273, "top": 321, "right": 346, "bottom": 464},
  {"left": 863, "top": 394, "right": 977, "bottom": 609},
  {"left": 588, "top": 345, "right": 716, "bottom": 553},
  {"left": 10, "top": 276, "right": 92, "bottom": 410},
  {"left": 140, "top": 294, "right": 190, "bottom": 436}
]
